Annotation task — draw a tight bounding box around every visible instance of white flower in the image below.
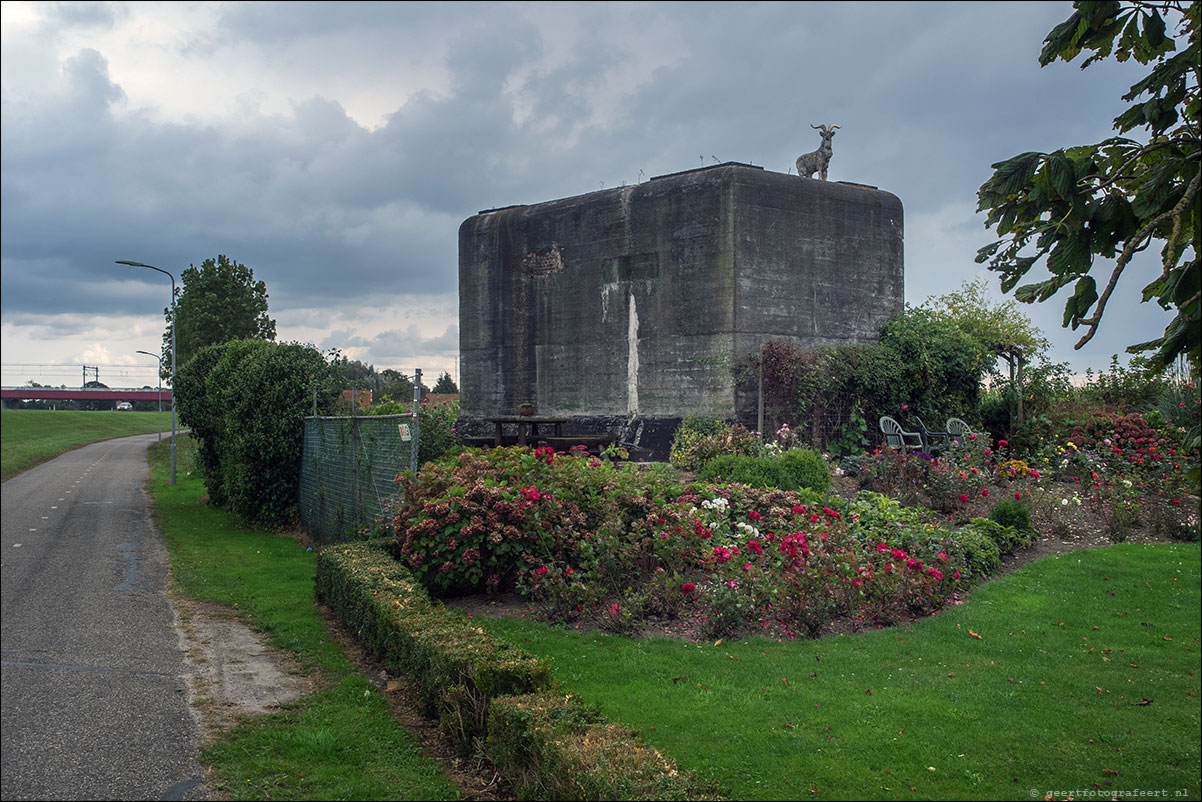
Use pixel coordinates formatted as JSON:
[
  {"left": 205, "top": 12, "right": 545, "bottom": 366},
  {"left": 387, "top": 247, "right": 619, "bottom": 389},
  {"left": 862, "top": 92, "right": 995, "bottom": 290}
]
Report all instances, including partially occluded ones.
[{"left": 1061, "top": 498, "right": 1069, "bottom": 507}]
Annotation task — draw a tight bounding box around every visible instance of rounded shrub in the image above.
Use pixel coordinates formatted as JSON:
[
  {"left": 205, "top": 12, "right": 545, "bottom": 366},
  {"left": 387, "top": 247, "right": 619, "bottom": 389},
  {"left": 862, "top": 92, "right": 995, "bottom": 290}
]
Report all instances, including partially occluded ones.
[
  {"left": 779, "top": 448, "right": 831, "bottom": 493},
  {"left": 699, "top": 454, "right": 787, "bottom": 488},
  {"left": 988, "top": 498, "right": 1033, "bottom": 533}
]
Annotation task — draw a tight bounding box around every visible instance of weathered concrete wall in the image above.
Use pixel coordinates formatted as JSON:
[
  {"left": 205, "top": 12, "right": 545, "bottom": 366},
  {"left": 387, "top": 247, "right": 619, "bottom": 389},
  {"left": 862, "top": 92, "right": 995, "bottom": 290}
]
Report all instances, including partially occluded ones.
[{"left": 458, "top": 162, "right": 903, "bottom": 457}]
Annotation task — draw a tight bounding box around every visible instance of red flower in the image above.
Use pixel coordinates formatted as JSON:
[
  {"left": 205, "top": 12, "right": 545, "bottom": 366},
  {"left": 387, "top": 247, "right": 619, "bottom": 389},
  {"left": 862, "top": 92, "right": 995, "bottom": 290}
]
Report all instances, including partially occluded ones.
[
  {"left": 959, "top": 494, "right": 969, "bottom": 504},
  {"left": 998, "top": 440, "right": 1008, "bottom": 447},
  {"left": 981, "top": 488, "right": 989, "bottom": 497},
  {"left": 1030, "top": 470, "right": 1041, "bottom": 478},
  {"left": 681, "top": 582, "right": 695, "bottom": 594},
  {"left": 535, "top": 566, "right": 548, "bottom": 577},
  {"left": 1015, "top": 491, "right": 1021, "bottom": 500},
  {"left": 564, "top": 567, "right": 573, "bottom": 576}
]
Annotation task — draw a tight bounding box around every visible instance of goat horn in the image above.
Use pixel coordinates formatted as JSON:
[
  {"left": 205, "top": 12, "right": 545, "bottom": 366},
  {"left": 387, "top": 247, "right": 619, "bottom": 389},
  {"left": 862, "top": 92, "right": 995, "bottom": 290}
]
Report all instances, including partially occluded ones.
[
  {"left": 811, "top": 124, "right": 822, "bottom": 130},
  {"left": 830, "top": 124, "right": 841, "bottom": 130}
]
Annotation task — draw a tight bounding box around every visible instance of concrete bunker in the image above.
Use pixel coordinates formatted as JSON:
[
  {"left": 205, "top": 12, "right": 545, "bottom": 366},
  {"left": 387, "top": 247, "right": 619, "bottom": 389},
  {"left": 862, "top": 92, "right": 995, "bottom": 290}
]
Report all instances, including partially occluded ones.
[{"left": 458, "top": 162, "right": 903, "bottom": 459}]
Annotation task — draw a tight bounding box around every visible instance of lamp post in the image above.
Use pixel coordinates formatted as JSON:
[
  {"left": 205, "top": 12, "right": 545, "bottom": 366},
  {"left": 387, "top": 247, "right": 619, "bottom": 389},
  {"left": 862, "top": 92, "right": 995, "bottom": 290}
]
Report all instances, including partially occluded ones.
[
  {"left": 117, "top": 260, "right": 177, "bottom": 484},
  {"left": 135, "top": 350, "right": 163, "bottom": 442}
]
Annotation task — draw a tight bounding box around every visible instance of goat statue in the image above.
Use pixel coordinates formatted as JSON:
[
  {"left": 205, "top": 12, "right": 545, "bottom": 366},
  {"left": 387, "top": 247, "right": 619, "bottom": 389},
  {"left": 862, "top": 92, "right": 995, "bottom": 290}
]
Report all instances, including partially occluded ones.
[{"left": 795, "top": 123, "right": 840, "bottom": 180}]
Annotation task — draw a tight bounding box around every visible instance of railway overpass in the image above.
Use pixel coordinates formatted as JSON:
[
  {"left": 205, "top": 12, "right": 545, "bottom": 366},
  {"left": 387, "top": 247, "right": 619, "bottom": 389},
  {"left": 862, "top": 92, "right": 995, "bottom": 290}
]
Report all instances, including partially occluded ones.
[{"left": 1, "top": 387, "right": 173, "bottom": 404}]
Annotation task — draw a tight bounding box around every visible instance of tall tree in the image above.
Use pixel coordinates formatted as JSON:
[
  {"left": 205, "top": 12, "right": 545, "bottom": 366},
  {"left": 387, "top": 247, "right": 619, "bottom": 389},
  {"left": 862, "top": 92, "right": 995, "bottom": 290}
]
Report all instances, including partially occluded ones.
[
  {"left": 163, "top": 254, "right": 276, "bottom": 373},
  {"left": 921, "top": 278, "right": 1051, "bottom": 426},
  {"left": 976, "top": 1, "right": 1199, "bottom": 372},
  {"left": 431, "top": 371, "right": 459, "bottom": 394}
]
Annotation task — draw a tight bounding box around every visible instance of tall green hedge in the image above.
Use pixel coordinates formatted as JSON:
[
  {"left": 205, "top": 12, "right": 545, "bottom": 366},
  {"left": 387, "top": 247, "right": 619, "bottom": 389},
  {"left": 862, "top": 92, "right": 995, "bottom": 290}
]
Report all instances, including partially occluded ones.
[{"left": 174, "top": 339, "right": 341, "bottom": 526}]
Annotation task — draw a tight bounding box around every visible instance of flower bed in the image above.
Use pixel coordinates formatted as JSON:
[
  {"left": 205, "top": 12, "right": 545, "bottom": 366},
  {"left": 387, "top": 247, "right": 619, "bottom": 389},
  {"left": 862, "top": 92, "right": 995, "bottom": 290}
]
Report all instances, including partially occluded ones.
[{"left": 390, "top": 447, "right": 1059, "bottom": 640}]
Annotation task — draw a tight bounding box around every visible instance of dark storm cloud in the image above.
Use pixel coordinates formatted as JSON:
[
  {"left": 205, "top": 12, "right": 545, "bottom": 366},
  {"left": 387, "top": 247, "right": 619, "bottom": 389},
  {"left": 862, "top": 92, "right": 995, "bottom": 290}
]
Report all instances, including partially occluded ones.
[{"left": 0, "top": 1, "right": 1180, "bottom": 371}]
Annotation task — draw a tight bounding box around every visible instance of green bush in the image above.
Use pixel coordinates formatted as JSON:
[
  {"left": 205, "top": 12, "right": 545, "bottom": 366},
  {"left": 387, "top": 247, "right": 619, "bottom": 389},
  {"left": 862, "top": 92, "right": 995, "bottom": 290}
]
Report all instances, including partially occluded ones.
[
  {"left": 174, "top": 342, "right": 232, "bottom": 498},
  {"left": 949, "top": 525, "right": 1002, "bottom": 578},
  {"left": 698, "top": 454, "right": 788, "bottom": 488},
  {"left": 698, "top": 449, "right": 831, "bottom": 493},
  {"left": 418, "top": 400, "right": 461, "bottom": 466},
  {"left": 221, "top": 342, "right": 342, "bottom": 527},
  {"left": 779, "top": 448, "right": 831, "bottom": 493},
  {"left": 988, "top": 498, "right": 1032, "bottom": 533},
  {"left": 178, "top": 339, "right": 342, "bottom": 526},
  {"left": 966, "top": 516, "right": 1032, "bottom": 556}
]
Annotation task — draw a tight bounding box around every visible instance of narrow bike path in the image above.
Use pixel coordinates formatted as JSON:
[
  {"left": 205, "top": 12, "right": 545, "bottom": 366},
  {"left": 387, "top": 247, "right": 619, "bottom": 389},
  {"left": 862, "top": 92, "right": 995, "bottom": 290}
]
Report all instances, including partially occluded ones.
[{"left": 1, "top": 434, "right": 212, "bottom": 801}]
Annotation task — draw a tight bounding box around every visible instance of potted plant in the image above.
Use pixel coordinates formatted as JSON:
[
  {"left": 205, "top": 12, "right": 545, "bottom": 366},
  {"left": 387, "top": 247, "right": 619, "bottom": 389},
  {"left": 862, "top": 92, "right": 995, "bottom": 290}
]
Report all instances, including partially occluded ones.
[{"left": 518, "top": 401, "right": 535, "bottom": 417}]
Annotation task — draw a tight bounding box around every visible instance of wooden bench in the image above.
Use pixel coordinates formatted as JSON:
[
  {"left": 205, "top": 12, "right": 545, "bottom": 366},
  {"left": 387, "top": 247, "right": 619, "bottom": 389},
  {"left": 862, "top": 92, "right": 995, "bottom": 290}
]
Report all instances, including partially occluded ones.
[{"left": 460, "top": 436, "right": 519, "bottom": 448}]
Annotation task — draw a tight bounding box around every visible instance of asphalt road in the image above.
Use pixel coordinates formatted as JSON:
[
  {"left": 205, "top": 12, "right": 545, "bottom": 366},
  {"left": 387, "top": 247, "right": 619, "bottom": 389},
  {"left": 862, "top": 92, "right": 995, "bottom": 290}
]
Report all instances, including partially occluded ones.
[{"left": 1, "top": 434, "right": 213, "bottom": 801}]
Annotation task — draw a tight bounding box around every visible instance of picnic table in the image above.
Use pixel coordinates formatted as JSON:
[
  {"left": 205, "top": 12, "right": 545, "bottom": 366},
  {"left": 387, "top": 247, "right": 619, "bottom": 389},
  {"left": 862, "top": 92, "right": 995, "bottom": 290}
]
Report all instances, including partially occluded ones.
[{"left": 486, "top": 416, "right": 569, "bottom": 447}]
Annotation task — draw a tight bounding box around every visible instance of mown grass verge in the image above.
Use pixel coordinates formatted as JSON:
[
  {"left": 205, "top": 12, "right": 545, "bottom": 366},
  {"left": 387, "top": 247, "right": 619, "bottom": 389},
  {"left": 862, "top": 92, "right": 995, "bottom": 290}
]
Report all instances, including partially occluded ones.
[
  {"left": 145, "top": 436, "right": 460, "bottom": 801},
  {"left": 474, "top": 544, "right": 1202, "bottom": 801},
  {"left": 1, "top": 408, "right": 166, "bottom": 480},
  {"left": 317, "top": 540, "right": 725, "bottom": 800}
]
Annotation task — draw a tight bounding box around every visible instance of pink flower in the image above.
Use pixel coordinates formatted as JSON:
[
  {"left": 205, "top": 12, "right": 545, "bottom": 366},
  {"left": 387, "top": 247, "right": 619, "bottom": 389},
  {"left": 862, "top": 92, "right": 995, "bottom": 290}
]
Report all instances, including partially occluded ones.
[
  {"left": 937, "top": 552, "right": 948, "bottom": 561},
  {"left": 902, "top": 404, "right": 909, "bottom": 411},
  {"left": 682, "top": 582, "right": 695, "bottom": 594},
  {"left": 1030, "top": 470, "right": 1040, "bottom": 478},
  {"left": 749, "top": 510, "right": 764, "bottom": 521},
  {"left": 953, "top": 571, "right": 962, "bottom": 580},
  {"left": 928, "top": 567, "right": 944, "bottom": 581},
  {"left": 998, "top": 440, "right": 1008, "bottom": 447},
  {"left": 743, "top": 562, "right": 752, "bottom": 573},
  {"left": 891, "top": 548, "right": 907, "bottom": 560},
  {"left": 876, "top": 543, "right": 890, "bottom": 553},
  {"left": 535, "top": 566, "right": 548, "bottom": 577}
]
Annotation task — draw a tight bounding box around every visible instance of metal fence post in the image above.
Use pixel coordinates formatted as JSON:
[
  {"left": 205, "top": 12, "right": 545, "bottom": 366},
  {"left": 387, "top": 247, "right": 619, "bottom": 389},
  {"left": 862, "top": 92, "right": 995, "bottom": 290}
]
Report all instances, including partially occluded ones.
[{"left": 410, "top": 368, "right": 421, "bottom": 475}]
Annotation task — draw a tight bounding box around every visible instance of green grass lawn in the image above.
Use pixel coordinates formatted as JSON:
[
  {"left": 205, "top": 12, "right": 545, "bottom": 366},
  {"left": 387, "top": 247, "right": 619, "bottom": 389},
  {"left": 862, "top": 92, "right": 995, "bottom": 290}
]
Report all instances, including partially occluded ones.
[
  {"left": 144, "top": 437, "right": 460, "bottom": 801},
  {"left": 476, "top": 545, "right": 1202, "bottom": 801},
  {"left": 1, "top": 408, "right": 168, "bottom": 480}
]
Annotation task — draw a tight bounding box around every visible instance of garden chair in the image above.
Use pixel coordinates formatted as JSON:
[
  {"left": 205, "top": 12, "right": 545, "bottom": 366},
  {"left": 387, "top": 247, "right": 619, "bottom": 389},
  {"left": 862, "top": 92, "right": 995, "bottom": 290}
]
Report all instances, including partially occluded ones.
[
  {"left": 914, "top": 417, "right": 952, "bottom": 454},
  {"left": 879, "top": 416, "right": 923, "bottom": 452},
  {"left": 946, "top": 417, "right": 977, "bottom": 447}
]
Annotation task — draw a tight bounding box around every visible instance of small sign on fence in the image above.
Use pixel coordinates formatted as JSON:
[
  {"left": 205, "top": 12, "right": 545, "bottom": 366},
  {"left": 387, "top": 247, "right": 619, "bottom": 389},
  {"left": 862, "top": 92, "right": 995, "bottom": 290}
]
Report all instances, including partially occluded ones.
[{"left": 398, "top": 423, "right": 411, "bottom": 442}]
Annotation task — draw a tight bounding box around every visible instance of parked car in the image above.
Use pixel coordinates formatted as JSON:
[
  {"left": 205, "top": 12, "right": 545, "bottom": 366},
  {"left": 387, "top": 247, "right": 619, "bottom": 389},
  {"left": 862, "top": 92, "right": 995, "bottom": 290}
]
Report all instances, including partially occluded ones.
[{"left": 116, "top": 401, "right": 133, "bottom": 411}]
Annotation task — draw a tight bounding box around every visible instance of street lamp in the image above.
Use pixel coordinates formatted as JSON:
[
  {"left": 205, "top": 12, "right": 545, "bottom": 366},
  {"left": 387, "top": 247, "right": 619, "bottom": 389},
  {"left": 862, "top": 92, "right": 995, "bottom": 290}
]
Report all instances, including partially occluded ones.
[
  {"left": 135, "top": 350, "right": 163, "bottom": 442},
  {"left": 117, "top": 260, "right": 177, "bottom": 484}
]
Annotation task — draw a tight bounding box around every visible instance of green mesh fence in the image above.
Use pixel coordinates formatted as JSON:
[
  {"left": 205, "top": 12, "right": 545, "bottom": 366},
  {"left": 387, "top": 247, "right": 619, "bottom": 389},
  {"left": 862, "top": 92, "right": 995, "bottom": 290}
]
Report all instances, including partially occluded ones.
[{"left": 300, "top": 414, "right": 414, "bottom": 543}]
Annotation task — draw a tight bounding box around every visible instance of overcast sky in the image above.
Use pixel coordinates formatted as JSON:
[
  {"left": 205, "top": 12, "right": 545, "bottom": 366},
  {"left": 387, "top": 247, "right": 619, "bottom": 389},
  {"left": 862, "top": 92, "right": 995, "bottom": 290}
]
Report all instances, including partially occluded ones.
[{"left": 0, "top": 0, "right": 1180, "bottom": 390}]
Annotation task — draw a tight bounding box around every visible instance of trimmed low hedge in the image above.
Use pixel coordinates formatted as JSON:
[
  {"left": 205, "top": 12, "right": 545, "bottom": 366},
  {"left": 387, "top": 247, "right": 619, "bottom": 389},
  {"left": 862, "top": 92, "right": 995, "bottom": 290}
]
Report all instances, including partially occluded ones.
[
  {"left": 315, "top": 541, "right": 725, "bottom": 799},
  {"left": 315, "top": 541, "right": 552, "bottom": 754},
  {"left": 485, "top": 693, "right": 725, "bottom": 801}
]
